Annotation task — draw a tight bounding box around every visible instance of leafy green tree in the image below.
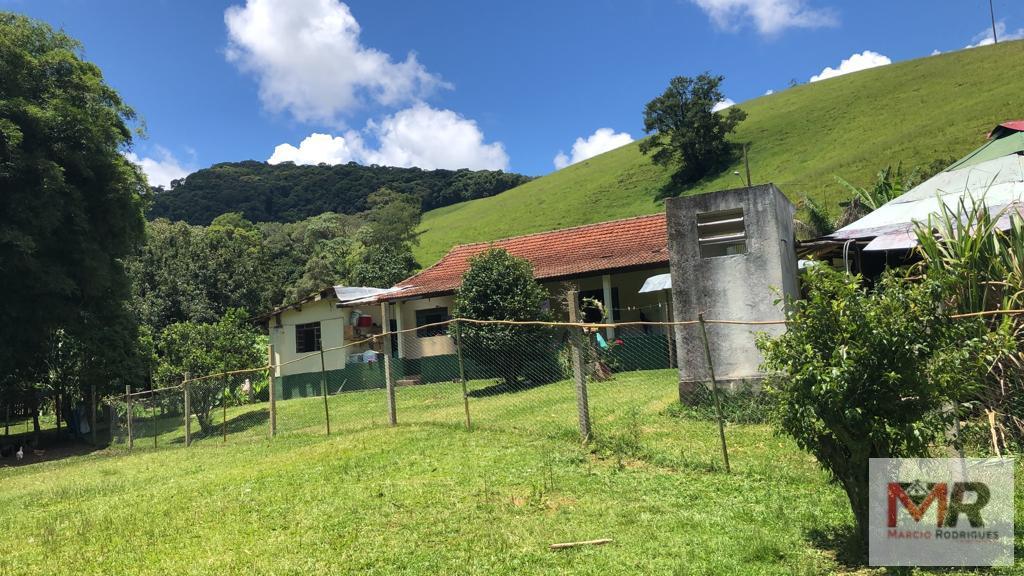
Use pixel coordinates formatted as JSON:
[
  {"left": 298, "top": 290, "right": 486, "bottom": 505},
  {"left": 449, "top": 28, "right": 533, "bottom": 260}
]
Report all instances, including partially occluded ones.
[
  {"left": 640, "top": 72, "right": 747, "bottom": 186},
  {"left": 201, "top": 213, "right": 267, "bottom": 314},
  {"left": 453, "top": 249, "right": 558, "bottom": 387},
  {"left": 350, "top": 241, "right": 418, "bottom": 288},
  {"left": 127, "top": 217, "right": 267, "bottom": 331},
  {"left": 260, "top": 212, "right": 362, "bottom": 305},
  {"left": 757, "top": 265, "right": 1006, "bottom": 551},
  {"left": 364, "top": 187, "right": 422, "bottom": 246},
  {"left": 154, "top": 309, "right": 262, "bottom": 433},
  {"left": 347, "top": 187, "right": 421, "bottom": 287},
  {"left": 290, "top": 236, "right": 354, "bottom": 299},
  {"left": 0, "top": 14, "right": 147, "bottom": 403}
]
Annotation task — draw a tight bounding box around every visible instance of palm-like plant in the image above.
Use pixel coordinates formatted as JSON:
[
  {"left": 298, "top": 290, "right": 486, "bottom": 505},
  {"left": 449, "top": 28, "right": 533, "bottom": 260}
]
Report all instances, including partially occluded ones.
[{"left": 913, "top": 195, "right": 1024, "bottom": 449}]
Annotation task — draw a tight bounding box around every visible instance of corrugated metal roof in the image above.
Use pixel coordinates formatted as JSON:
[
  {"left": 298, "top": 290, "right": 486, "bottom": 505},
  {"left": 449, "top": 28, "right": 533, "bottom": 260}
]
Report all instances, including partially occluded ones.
[{"left": 829, "top": 123, "right": 1024, "bottom": 249}]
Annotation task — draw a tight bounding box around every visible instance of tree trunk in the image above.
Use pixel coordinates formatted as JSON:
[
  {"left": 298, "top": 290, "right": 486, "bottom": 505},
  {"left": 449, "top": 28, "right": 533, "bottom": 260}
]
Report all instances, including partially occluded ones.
[
  {"left": 840, "top": 475, "right": 870, "bottom": 554},
  {"left": 196, "top": 409, "right": 213, "bottom": 435},
  {"left": 31, "top": 408, "right": 41, "bottom": 446}
]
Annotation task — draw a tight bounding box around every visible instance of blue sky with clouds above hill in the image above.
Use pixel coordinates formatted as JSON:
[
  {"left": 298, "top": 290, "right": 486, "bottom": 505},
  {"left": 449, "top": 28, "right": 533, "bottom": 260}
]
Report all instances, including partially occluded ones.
[{"left": 5, "top": 0, "right": 1023, "bottom": 185}]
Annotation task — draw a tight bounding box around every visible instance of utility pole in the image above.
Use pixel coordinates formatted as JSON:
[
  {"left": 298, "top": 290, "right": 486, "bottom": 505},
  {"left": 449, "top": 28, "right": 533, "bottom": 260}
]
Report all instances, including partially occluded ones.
[
  {"left": 989, "top": 0, "right": 999, "bottom": 44},
  {"left": 743, "top": 143, "right": 752, "bottom": 187}
]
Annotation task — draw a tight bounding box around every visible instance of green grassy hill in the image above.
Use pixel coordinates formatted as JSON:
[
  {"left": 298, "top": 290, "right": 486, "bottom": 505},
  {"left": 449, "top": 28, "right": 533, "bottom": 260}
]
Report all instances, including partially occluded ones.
[{"left": 415, "top": 40, "right": 1024, "bottom": 265}]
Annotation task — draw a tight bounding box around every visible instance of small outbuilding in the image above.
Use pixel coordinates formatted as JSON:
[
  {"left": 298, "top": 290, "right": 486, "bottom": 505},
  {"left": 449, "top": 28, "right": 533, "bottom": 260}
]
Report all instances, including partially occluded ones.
[{"left": 665, "top": 184, "right": 799, "bottom": 398}]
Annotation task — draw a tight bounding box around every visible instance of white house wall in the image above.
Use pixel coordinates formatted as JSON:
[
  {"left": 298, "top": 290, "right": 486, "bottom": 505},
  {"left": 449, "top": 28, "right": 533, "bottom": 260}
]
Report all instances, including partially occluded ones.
[
  {"left": 270, "top": 299, "right": 343, "bottom": 378},
  {"left": 392, "top": 296, "right": 457, "bottom": 360}
]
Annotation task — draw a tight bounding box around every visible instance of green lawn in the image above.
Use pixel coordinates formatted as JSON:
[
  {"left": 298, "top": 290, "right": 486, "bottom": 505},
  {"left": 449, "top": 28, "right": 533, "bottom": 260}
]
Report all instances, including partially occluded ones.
[
  {"left": 1, "top": 370, "right": 1021, "bottom": 575},
  {"left": 415, "top": 40, "right": 1024, "bottom": 266}
]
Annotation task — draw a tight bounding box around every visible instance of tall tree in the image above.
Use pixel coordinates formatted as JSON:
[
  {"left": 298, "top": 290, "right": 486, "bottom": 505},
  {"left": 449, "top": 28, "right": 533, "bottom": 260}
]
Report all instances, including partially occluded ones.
[
  {"left": 640, "top": 72, "right": 747, "bottom": 187},
  {"left": 349, "top": 188, "right": 421, "bottom": 288},
  {"left": 0, "top": 14, "right": 147, "bottom": 404}
]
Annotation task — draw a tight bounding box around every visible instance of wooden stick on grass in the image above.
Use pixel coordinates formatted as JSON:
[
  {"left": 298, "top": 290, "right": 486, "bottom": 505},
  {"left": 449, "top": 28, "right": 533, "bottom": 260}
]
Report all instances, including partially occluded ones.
[{"left": 549, "top": 539, "right": 613, "bottom": 550}]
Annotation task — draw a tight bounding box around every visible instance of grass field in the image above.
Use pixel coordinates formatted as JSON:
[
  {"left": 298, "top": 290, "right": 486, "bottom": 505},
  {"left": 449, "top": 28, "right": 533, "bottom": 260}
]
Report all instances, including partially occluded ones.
[
  {"left": 1, "top": 370, "right": 1021, "bottom": 575},
  {"left": 414, "top": 40, "right": 1024, "bottom": 265}
]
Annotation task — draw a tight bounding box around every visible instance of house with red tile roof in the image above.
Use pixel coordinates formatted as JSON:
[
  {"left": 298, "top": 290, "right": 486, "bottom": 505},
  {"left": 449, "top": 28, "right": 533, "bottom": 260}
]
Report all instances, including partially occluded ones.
[
  {"left": 379, "top": 214, "right": 671, "bottom": 361},
  {"left": 262, "top": 213, "right": 673, "bottom": 398}
]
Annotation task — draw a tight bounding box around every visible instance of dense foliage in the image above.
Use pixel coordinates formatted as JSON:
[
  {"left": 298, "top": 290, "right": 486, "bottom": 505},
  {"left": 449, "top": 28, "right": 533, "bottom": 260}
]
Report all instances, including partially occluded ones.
[
  {"left": 128, "top": 187, "right": 422, "bottom": 337},
  {"left": 757, "top": 264, "right": 1008, "bottom": 550},
  {"left": 0, "top": 14, "right": 148, "bottom": 420},
  {"left": 914, "top": 197, "right": 1024, "bottom": 450},
  {"left": 453, "top": 249, "right": 559, "bottom": 387},
  {"left": 148, "top": 160, "right": 532, "bottom": 225},
  {"left": 639, "top": 72, "right": 746, "bottom": 187},
  {"left": 154, "top": 309, "right": 263, "bottom": 433}
]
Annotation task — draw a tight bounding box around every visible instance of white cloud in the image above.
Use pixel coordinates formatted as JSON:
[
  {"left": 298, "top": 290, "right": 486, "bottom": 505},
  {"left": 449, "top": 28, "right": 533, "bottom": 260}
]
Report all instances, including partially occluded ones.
[
  {"left": 711, "top": 98, "right": 736, "bottom": 112},
  {"left": 553, "top": 128, "right": 634, "bottom": 170},
  {"left": 764, "top": 89, "right": 775, "bottom": 95},
  {"left": 362, "top": 105, "right": 508, "bottom": 170},
  {"left": 268, "top": 133, "right": 361, "bottom": 165},
  {"left": 124, "top": 147, "right": 192, "bottom": 188},
  {"left": 224, "top": 0, "right": 447, "bottom": 125},
  {"left": 269, "top": 104, "right": 509, "bottom": 171},
  {"left": 965, "top": 21, "right": 1024, "bottom": 49},
  {"left": 689, "top": 0, "right": 837, "bottom": 35},
  {"left": 930, "top": 49, "right": 942, "bottom": 56},
  {"left": 809, "top": 50, "right": 891, "bottom": 82}
]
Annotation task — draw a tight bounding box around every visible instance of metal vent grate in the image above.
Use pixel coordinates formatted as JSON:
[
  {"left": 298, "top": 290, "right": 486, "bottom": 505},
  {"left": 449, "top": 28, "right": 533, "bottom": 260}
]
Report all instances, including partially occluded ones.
[{"left": 697, "top": 207, "right": 747, "bottom": 258}]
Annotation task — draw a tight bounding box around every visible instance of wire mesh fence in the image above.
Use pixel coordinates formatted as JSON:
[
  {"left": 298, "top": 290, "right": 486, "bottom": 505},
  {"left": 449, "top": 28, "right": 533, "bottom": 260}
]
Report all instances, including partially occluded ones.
[
  {"left": 109, "top": 368, "right": 271, "bottom": 450},
  {"left": 106, "top": 300, "right": 791, "bottom": 472}
]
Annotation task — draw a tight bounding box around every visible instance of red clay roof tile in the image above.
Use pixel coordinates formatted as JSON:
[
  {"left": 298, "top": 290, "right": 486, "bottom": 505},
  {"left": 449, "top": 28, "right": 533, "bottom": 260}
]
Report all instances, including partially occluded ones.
[{"left": 386, "top": 214, "right": 667, "bottom": 300}]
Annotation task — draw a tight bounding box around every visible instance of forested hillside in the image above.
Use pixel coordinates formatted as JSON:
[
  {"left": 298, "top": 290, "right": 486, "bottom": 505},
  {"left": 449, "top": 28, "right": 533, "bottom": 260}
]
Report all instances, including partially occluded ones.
[{"left": 148, "top": 161, "right": 531, "bottom": 225}]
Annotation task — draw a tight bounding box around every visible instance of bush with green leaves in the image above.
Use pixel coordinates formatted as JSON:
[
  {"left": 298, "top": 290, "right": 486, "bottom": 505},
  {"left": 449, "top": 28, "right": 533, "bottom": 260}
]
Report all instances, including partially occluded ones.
[
  {"left": 756, "top": 264, "right": 1008, "bottom": 550},
  {"left": 453, "top": 248, "right": 560, "bottom": 388},
  {"left": 154, "top": 309, "right": 263, "bottom": 433}
]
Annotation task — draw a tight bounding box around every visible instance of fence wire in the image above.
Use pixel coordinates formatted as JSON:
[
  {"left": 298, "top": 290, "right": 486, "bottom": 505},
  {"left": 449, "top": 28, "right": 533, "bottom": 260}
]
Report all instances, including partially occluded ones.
[{"left": 105, "top": 313, "right": 793, "bottom": 471}]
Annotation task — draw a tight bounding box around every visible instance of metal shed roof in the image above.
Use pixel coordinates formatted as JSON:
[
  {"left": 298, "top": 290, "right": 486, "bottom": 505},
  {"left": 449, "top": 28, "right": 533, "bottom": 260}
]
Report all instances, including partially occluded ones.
[{"left": 828, "top": 122, "right": 1024, "bottom": 251}]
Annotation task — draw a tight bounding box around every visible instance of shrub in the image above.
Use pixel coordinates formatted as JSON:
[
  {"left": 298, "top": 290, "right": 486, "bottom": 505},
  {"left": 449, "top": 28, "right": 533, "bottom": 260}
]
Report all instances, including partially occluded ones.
[
  {"left": 453, "top": 248, "right": 560, "bottom": 388},
  {"left": 756, "top": 264, "right": 1005, "bottom": 551}
]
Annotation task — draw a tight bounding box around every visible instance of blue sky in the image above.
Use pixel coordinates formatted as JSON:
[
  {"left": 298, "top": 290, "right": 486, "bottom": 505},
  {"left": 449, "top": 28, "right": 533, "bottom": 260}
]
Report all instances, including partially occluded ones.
[{"left": 5, "top": 0, "right": 1023, "bottom": 185}]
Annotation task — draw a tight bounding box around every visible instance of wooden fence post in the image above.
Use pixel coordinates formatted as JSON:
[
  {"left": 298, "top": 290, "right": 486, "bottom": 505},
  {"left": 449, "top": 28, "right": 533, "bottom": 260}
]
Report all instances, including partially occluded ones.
[
  {"left": 267, "top": 344, "right": 277, "bottom": 437},
  {"left": 567, "top": 290, "right": 592, "bottom": 443},
  {"left": 183, "top": 378, "right": 191, "bottom": 447},
  {"left": 125, "top": 385, "right": 133, "bottom": 450},
  {"left": 380, "top": 302, "right": 397, "bottom": 427},
  {"left": 453, "top": 320, "right": 471, "bottom": 431},
  {"left": 90, "top": 384, "right": 97, "bottom": 446},
  {"left": 662, "top": 291, "right": 676, "bottom": 368},
  {"left": 4, "top": 402, "right": 9, "bottom": 437},
  {"left": 698, "top": 313, "right": 730, "bottom": 473},
  {"left": 319, "top": 348, "right": 331, "bottom": 435},
  {"left": 222, "top": 389, "right": 227, "bottom": 444}
]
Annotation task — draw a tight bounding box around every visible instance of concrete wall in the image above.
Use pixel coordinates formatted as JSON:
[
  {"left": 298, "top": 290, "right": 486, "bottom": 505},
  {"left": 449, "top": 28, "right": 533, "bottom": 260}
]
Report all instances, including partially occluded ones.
[
  {"left": 269, "top": 299, "right": 384, "bottom": 378},
  {"left": 665, "top": 184, "right": 797, "bottom": 391}
]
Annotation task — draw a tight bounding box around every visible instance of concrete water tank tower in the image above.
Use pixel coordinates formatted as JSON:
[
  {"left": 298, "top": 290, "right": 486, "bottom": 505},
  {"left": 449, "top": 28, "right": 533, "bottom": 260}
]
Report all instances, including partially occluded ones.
[{"left": 665, "top": 184, "right": 798, "bottom": 400}]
